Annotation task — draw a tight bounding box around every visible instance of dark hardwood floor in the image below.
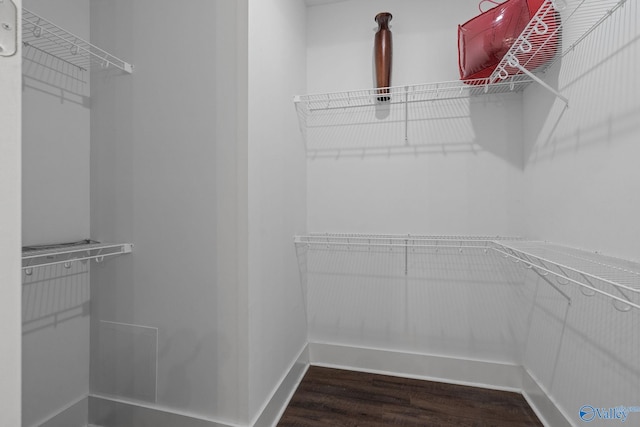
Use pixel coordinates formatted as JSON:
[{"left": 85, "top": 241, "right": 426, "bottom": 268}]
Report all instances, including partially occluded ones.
[{"left": 277, "top": 366, "right": 543, "bottom": 427}]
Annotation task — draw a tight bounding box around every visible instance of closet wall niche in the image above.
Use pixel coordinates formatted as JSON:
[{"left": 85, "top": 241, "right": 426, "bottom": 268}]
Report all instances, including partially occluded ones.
[{"left": 21, "top": 1, "right": 133, "bottom": 426}]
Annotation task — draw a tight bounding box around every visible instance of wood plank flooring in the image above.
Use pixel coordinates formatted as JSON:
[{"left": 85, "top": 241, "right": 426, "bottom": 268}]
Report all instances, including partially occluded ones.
[{"left": 278, "top": 366, "right": 543, "bottom": 427}]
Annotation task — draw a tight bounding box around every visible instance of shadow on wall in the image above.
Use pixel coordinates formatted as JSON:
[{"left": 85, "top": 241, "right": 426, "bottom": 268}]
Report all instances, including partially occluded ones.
[
  {"left": 523, "top": 272, "right": 640, "bottom": 423},
  {"left": 23, "top": 43, "right": 91, "bottom": 105},
  {"left": 22, "top": 263, "right": 90, "bottom": 335},
  {"left": 523, "top": 4, "right": 640, "bottom": 165},
  {"left": 301, "top": 246, "right": 528, "bottom": 361},
  {"left": 298, "top": 90, "right": 525, "bottom": 169}
]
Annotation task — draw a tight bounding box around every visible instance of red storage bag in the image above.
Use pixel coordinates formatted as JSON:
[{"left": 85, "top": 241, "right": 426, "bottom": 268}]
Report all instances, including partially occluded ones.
[{"left": 458, "top": 0, "right": 558, "bottom": 82}]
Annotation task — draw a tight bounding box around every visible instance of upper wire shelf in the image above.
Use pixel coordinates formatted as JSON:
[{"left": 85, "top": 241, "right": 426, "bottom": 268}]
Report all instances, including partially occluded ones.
[
  {"left": 295, "top": 233, "right": 640, "bottom": 312},
  {"left": 22, "top": 8, "right": 133, "bottom": 74},
  {"left": 295, "top": 233, "right": 520, "bottom": 251},
  {"left": 22, "top": 241, "right": 133, "bottom": 273},
  {"left": 294, "top": 0, "right": 628, "bottom": 115},
  {"left": 487, "top": 0, "right": 628, "bottom": 102},
  {"left": 294, "top": 76, "right": 533, "bottom": 113}
]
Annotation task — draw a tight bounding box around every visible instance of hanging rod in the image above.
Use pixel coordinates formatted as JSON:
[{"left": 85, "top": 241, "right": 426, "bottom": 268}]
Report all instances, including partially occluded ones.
[
  {"left": 22, "top": 241, "right": 133, "bottom": 274},
  {"left": 22, "top": 8, "right": 134, "bottom": 73}
]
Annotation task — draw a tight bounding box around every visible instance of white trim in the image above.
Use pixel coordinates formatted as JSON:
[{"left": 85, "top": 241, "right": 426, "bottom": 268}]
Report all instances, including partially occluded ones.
[
  {"left": 89, "top": 344, "right": 311, "bottom": 427},
  {"left": 99, "top": 319, "right": 159, "bottom": 332},
  {"left": 88, "top": 394, "right": 244, "bottom": 427},
  {"left": 90, "top": 343, "right": 573, "bottom": 427},
  {"left": 98, "top": 320, "right": 159, "bottom": 403},
  {"left": 309, "top": 342, "right": 524, "bottom": 392},
  {"left": 308, "top": 342, "right": 574, "bottom": 427},
  {"left": 251, "top": 344, "right": 310, "bottom": 427},
  {"left": 521, "top": 369, "right": 575, "bottom": 427},
  {"left": 29, "top": 395, "right": 88, "bottom": 427}
]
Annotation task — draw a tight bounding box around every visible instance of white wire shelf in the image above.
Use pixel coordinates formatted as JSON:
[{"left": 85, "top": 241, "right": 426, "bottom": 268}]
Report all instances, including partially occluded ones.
[
  {"left": 295, "top": 233, "right": 520, "bottom": 250},
  {"left": 294, "top": 76, "right": 534, "bottom": 113},
  {"left": 487, "top": 0, "right": 628, "bottom": 103},
  {"left": 492, "top": 241, "right": 640, "bottom": 312},
  {"left": 295, "top": 233, "right": 640, "bottom": 312},
  {"left": 22, "top": 241, "right": 133, "bottom": 273},
  {"left": 294, "top": 0, "right": 628, "bottom": 118},
  {"left": 22, "top": 8, "right": 133, "bottom": 74}
]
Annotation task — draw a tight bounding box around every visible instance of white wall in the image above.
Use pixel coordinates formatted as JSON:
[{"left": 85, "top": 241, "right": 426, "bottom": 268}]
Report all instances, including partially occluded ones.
[
  {"left": 90, "top": 0, "right": 250, "bottom": 424},
  {"left": 522, "top": 0, "right": 640, "bottom": 262},
  {"left": 521, "top": 0, "right": 640, "bottom": 424},
  {"left": 21, "top": 1, "right": 92, "bottom": 426},
  {"left": 305, "top": 245, "right": 529, "bottom": 365},
  {"left": 22, "top": 0, "right": 90, "bottom": 246},
  {"left": 303, "top": 0, "right": 526, "bottom": 363},
  {"left": 0, "top": 0, "right": 22, "bottom": 424},
  {"left": 305, "top": 0, "right": 525, "bottom": 236},
  {"left": 246, "top": 0, "right": 308, "bottom": 421},
  {"left": 303, "top": 1, "right": 640, "bottom": 425},
  {"left": 307, "top": 0, "right": 472, "bottom": 92}
]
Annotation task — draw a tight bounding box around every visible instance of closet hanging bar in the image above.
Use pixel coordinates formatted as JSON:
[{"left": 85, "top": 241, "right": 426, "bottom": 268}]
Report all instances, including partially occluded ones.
[{"left": 22, "top": 8, "right": 133, "bottom": 73}]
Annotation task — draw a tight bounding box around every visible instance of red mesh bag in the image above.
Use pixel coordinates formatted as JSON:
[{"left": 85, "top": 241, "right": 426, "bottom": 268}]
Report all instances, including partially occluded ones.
[{"left": 458, "top": 0, "right": 559, "bottom": 82}]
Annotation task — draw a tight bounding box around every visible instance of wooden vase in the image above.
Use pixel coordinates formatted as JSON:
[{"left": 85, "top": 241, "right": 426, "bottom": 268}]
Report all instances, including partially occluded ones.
[{"left": 374, "top": 12, "right": 393, "bottom": 102}]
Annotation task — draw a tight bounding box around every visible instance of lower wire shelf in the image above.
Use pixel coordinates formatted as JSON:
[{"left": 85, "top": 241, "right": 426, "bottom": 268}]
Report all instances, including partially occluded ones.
[
  {"left": 295, "top": 233, "right": 640, "bottom": 312},
  {"left": 22, "top": 240, "right": 133, "bottom": 274},
  {"left": 493, "top": 241, "right": 640, "bottom": 312}
]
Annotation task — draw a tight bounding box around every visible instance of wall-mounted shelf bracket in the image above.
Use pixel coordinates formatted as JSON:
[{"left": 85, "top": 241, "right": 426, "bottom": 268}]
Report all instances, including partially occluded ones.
[
  {"left": 505, "top": 53, "right": 569, "bottom": 105},
  {"left": 0, "top": 0, "right": 18, "bottom": 57}
]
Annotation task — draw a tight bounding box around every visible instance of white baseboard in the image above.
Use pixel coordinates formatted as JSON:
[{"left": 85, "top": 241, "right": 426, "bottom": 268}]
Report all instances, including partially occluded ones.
[
  {"left": 89, "top": 345, "right": 310, "bottom": 427},
  {"left": 88, "top": 342, "right": 572, "bottom": 427},
  {"left": 309, "top": 342, "right": 523, "bottom": 391},
  {"left": 522, "top": 369, "right": 575, "bottom": 427},
  {"left": 252, "top": 344, "right": 309, "bottom": 427},
  {"left": 308, "top": 342, "right": 572, "bottom": 427},
  {"left": 35, "top": 396, "right": 88, "bottom": 427}
]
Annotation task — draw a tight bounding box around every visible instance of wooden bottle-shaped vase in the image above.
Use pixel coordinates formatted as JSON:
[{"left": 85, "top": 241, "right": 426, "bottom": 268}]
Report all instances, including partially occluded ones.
[{"left": 374, "top": 12, "right": 393, "bottom": 102}]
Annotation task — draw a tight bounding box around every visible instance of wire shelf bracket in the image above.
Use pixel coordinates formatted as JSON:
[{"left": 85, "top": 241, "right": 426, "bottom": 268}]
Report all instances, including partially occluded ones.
[
  {"left": 489, "top": 0, "right": 630, "bottom": 106},
  {"left": 22, "top": 8, "right": 133, "bottom": 73}
]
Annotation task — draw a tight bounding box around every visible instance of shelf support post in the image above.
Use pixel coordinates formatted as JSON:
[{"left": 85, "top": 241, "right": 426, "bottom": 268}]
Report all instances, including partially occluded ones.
[{"left": 404, "top": 86, "right": 409, "bottom": 144}]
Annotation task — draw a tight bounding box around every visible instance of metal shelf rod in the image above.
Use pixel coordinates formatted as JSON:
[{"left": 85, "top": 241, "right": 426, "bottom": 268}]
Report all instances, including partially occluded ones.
[
  {"left": 22, "top": 243, "right": 133, "bottom": 273},
  {"left": 297, "top": 242, "right": 491, "bottom": 250},
  {"left": 22, "top": 243, "right": 132, "bottom": 260},
  {"left": 296, "top": 234, "right": 509, "bottom": 243},
  {"left": 295, "top": 79, "right": 534, "bottom": 112},
  {"left": 22, "top": 250, "right": 129, "bottom": 272}
]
